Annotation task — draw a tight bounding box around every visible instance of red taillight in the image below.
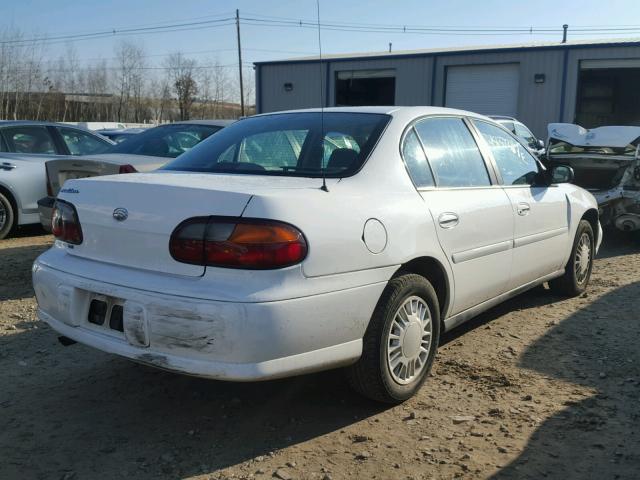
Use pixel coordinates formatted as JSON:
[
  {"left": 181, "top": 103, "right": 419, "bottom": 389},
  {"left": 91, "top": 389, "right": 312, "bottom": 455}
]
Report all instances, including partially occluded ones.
[
  {"left": 118, "top": 164, "right": 137, "bottom": 174},
  {"left": 51, "top": 200, "right": 83, "bottom": 245},
  {"left": 170, "top": 217, "right": 307, "bottom": 269}
]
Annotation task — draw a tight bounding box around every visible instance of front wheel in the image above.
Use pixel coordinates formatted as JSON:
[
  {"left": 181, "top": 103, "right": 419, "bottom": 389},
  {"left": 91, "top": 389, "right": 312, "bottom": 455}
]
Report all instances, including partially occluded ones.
[
  {"left": 549, "top": 219, "right": 595, "bottom": 296},
  {"left": 346, "top": 274, "right": 440, "bottom": 403},
  {"left": 0, "top": 192, "right": 15, "bottom": 240}
]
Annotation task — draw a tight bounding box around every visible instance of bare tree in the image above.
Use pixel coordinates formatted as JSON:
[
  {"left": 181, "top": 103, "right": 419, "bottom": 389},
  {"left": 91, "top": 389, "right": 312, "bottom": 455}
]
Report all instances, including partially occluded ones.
[
  {"left": 113, "top": 41, "right": 146, "bottom": 122},
  {"left": 164, "top": 52, "right": 198, "bottom": 121},
  {"left": 148, "top": 77, "right": 171, "bottom": 123}
]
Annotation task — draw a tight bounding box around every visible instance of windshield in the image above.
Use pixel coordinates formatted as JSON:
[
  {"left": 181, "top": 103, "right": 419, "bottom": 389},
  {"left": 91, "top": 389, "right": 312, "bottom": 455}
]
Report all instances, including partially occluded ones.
[
  {"left": 111, "top": 123, "right": 221, "bottom": 158},
  {"left": 162, "top": 112, "right": 390, "bottom": 177}
]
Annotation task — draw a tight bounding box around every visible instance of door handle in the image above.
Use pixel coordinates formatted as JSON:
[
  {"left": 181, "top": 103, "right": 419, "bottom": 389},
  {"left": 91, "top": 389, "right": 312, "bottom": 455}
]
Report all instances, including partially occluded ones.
[
  {"left": 0, "top": 162, "right": 16, "bottom": 171},
  {"left": 438, "top": 212, "right": 459, "bottom": 229},
  {"left": 517, "top": 202, "right": 531, "bottom": 216}
]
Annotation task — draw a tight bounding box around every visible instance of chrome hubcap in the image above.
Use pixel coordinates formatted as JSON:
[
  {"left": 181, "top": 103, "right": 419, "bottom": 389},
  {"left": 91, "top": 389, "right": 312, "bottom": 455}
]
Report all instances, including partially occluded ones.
[
  {"left": 386, "top": 296, "right": 432, "bottom": 385},
  {"left": 574, "top": 233, "right": 592, "bottom": 284}
]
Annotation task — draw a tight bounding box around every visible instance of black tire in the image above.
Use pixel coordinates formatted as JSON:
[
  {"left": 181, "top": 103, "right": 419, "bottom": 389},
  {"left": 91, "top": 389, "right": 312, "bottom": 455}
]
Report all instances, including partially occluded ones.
[
  {"left": 549, "top": 219, "right": 594, "bottom": 297},
  {"left": 346, "top": 273, "right": 440, "bottom": 404},
  {"left": 0, "top": 191, "right": 15, "bottom": 240}
]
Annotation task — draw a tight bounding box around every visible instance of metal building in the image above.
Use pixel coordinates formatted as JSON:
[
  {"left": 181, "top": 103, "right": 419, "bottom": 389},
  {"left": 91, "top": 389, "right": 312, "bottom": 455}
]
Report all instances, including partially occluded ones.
[{"left": 254, "top": 38, "right": 640, "bottom": 137}]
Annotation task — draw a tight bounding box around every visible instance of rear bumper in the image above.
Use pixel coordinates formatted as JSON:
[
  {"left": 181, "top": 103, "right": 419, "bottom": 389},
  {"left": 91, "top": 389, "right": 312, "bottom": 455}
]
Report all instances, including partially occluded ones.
[
  {"left": 32, "top": 259, "right": 386, "bottom": 381},
  {"left": 37, "top": 196, "right": 55, "bottom": 232}
]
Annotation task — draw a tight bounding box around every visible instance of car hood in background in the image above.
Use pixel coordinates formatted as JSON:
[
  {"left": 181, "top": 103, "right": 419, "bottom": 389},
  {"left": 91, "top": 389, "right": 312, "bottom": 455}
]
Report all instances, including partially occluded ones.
[{"left": 547, "top": 123, "right": 640, "bottom": 149}]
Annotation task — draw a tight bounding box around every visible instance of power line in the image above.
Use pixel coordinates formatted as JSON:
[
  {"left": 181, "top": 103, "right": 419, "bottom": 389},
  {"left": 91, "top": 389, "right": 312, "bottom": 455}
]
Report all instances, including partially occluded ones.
[
  {"left": 0, "top": 17, "right": 235, "bottom": 45},
  {"left": 4, "top": 10, "right": 640, "bottom": 48}
]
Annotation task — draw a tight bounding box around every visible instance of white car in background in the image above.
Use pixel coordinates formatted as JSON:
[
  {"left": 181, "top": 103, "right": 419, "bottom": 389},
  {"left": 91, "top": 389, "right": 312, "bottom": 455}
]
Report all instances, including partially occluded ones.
[
  {"left": 32, "top": 107, "right": 600, "bottom": 403},
  {"left": 38, "top": 120, "right": 233, "bottom": 231},
  {"left": 490, "top": 116, "right": 546, "bottom": 157}
]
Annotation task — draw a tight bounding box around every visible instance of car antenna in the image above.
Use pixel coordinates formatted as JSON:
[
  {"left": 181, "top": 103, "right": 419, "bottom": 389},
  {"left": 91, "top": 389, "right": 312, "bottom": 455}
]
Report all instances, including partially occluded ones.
[{"left": 316, "top": 0, "right": 329, "bottom": 192}]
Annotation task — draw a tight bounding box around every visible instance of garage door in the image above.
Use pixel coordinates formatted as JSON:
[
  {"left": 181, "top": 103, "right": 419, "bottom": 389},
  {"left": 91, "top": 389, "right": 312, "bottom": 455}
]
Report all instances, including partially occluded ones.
[{"left": 445, "top": 64, "right": 520, "bottom": 117}]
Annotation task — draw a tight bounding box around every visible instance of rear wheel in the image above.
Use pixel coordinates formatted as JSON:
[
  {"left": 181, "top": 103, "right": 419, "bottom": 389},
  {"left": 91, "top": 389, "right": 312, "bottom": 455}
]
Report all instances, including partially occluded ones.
[
  {"left": 346, "top": 274, "right": 440, "bottom": 403},
  {"left": 549, "top": 220, "right": 594, "bottom": 296},
  {"left": 0, "top": 192, "right": 15, "bottom": 240}
]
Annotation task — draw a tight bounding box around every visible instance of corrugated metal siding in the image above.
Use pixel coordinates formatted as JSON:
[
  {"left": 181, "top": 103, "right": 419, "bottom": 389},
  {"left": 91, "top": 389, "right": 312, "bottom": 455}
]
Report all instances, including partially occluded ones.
[
  {"left": 257, "top": 44, "right": 640, "bottom": 138},
  {"left": 563, "top": 46, "right": 640, "bottom": 123},
  {"left": 259, "top": 62, "right": 328, "bottom": 113}
]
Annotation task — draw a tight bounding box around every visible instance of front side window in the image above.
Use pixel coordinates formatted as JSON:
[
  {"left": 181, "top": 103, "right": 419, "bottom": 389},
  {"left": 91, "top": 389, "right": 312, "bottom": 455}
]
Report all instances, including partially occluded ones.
[
  {"left": 58, "top": 127, "right": 113, "bottom": 155},
  {"left": 474, "top": 120, "right": 540, "bottom": 186},
  {"left": 163, "top": 113, "right": 390, "bottom": 177},
  {"left": 401, "top": 128, "right": 434, "bottom": 188},
  {"left": 501, "top": 121, "right": 516, "bottom": 134},
  {"left": 514, "top": 123, "right": 537, "bottom": 149},
  {"left": 413, "top": 117, "right": 490, "bottom": 188},
  {"left": 3, "top": 126, "right": 56, "bottom": 154}
]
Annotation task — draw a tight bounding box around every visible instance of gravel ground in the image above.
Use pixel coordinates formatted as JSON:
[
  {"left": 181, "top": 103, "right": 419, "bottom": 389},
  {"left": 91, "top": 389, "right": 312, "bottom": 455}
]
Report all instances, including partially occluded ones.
[{"left": 1, "top": 227, "right": 639, "bottom": 480}]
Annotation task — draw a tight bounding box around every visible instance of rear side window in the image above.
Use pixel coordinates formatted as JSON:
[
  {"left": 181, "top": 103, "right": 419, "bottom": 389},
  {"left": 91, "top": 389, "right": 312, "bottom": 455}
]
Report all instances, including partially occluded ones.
[
  {"left": 3, "top": 126, "right": 56, "bottom": 154},
  {"left": 474, "top": 120, "right": 540, "bottom": 186},
  {"left": 402, "top": 128, "right": 434, "bottom": 188},
  {"left": 58, "top": 127, "right": 112, "bottom": 155},
  {"left": 414, "top": 117, "right": 490, "bottom": 188}
]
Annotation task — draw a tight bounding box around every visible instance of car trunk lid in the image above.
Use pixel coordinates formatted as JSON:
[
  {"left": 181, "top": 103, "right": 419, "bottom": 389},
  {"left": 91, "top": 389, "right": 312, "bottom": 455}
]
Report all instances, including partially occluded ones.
[
  {"left": 46, "top": 154, "right": 167, "bottom": 195},
  {"left": 56, "top": 172, "right": 329, "bottom": 277}
]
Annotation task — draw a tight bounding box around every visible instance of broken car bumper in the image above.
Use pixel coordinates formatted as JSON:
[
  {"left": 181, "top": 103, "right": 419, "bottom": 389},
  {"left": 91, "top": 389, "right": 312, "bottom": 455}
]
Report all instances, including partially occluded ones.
[{"left": 32, "top": 256, "right": 387, "bottom": 381}]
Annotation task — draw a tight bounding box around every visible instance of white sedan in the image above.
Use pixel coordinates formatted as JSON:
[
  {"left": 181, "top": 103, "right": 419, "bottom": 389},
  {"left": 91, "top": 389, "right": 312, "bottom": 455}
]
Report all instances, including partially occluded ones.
[{"left": 32, "top": 107, "right": 601, "bottom": 403}]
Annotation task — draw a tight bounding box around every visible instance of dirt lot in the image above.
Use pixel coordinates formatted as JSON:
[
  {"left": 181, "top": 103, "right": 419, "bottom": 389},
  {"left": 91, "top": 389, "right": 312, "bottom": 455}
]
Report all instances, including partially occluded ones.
[{"left": 1, "top": 227, "right": 639, "bottom": 480}]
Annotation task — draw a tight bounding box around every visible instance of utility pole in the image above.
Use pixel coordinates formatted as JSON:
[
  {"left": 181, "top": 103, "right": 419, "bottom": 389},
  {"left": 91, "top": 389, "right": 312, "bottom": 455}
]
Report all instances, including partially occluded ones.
[
  {"left": 236, "top": 9, "right": 245, "bottom": 117},
  {"left": 389, "top": 42, "right": 392, "bottom": 52},
  {"left": 562, "top": 24, "right": 568, "bottom": 43}
]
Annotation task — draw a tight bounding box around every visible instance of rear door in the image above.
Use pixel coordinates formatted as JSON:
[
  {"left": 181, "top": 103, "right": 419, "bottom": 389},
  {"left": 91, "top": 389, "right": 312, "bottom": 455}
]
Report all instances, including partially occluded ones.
[
  {"left": 405, "top": 116, "right": 514, "bottom": 315},
  {"left": 472, "top": 119, "right": 569, "bottom": 289}
]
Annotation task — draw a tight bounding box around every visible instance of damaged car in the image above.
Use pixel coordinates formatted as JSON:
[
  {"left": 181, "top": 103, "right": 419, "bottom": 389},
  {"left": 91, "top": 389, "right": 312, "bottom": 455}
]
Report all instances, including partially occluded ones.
[
  {"left": 546, "top": 123, "right": 640, "bottom": 232},
  {"left": 33, "top": 107, "right": 601, "bottom": 403}
]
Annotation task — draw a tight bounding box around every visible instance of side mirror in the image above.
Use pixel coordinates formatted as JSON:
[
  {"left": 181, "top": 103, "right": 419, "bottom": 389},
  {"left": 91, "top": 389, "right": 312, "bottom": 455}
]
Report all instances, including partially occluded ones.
[
  {"left": 550, "top": 165, "right": 574, "bottom": 184},
  {"left": 537, "top": 139, "right": 545, "bottom": 149}
]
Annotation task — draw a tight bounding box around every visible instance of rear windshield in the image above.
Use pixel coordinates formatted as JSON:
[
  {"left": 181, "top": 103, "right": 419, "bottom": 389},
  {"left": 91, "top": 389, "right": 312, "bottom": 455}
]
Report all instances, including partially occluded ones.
[
  {"left": 111, "top": 123, "right": 221, "bottom": 158},
  {"left": 162, "top": 112, "right": 390, "bottom": 177}
]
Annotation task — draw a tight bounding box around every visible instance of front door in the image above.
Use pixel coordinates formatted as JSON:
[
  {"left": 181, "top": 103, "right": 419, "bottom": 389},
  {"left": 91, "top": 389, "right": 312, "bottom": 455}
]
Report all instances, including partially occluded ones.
[
  {"left": 472, "top": 119, "right": 569, "bottom": 289},
  {"left": 408, "top": 117, "right": 514, "bottom": 316}
]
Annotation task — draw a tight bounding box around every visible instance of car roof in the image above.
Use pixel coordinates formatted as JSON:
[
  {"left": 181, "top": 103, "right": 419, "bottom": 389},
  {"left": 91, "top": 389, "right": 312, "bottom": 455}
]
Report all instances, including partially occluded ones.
[
  {"left": 252, "top": 106, "right": 494, "bottom": 120},
  {"left": 489, "top": 116, "right": 518, "bottom": 122},
  {"left": 0, "top": 120, "right": 91, "bottom": 128},
  {"left": 97, "top": 129, "right": 141, "bottom": 134},
  {"left": 170, "top": 119, "right": 235, "bottom": 127}
]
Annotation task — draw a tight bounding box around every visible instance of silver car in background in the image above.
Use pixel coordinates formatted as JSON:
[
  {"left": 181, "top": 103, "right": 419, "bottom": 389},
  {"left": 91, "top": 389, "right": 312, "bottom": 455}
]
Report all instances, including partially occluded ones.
[
  {"left": 38, "top": 120, "right": 233, "bottom": 231},
  {"left": 0, "top": 121, "right": 114, "bottom": 239}
]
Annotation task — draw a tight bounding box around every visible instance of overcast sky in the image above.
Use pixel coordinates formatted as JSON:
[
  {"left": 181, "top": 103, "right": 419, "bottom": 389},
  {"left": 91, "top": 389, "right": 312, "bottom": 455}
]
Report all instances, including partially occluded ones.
[{"left": 4, "top": 0, "right": 640, "bottom": 68}]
